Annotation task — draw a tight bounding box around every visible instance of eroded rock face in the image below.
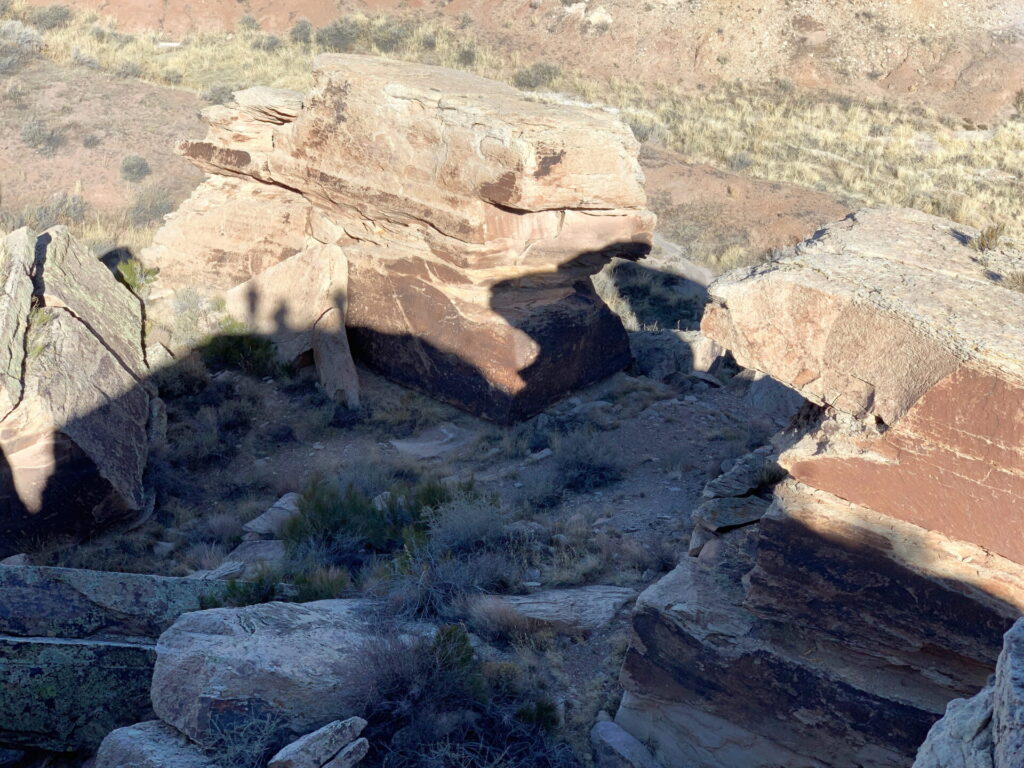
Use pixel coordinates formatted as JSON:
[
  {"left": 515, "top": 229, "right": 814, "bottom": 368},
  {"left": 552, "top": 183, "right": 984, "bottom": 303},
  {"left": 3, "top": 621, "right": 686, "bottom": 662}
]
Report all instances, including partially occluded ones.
[
  {"left": 701, "top": 207, "right": 1024, "bottom": 562},
  {"left": 0, "top": 227, "right": 160, "bottom": 555},
  {"left": 145, "top": 56, "right": 654, "bottom": 421},
  {"left": 0, "top": 566, "right": 228, "bottom": 752}
]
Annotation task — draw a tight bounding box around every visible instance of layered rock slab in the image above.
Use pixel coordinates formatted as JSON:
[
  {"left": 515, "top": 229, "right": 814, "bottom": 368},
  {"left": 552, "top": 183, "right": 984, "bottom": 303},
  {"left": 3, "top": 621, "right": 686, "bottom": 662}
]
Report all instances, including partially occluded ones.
[
  {"left": 618, "top": 481, "right": 1024, "bottom": 767},
  {"left": 701, "top": 207, "right": 1024, "bottom": 562},
  {"left": 0, "top": 227, "right": 160, "bottom": 554},
  {"left": 146, "top": 56, "right": 654, "bottom": 421}
]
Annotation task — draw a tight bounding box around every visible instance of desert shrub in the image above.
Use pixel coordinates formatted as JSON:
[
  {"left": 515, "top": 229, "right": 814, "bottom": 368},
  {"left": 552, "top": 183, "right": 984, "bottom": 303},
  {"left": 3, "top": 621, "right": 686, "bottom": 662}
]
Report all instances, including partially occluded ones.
[
  {"left": 292, "top": 565, "right": 353, "bottom": 601},
  {"left": 289, "top": 18, "right": 312, "bottom": 45},
  {"left": 283, "top": 474, "right": 455, "bottom": 567},
  {"left": 251, "top": 34, "right": 282, "bottom": 52},
  {"left": 70, "top": 46, "right": 98, "bottom": 68},
  {"left": 315, "top": 18, "right": 364, "bottom": 52},
  {"left": 554, "top": 429, "right": 624, "bottom": 492},
  {"left": 0, "top": 19, "right": 41, "bottom": 72},
  {"left": 120, "top": 154, "right": 151, "bottom": 182},
  {"left": 370, "top": 19, "right": 414, "bottom": 52},
  {"left": 456, "top": 46, "right": 476, "bottom": 67},
  {"left": 201, "top": 83, "right": 237, "bottom": 104},
  {"left": 236, "top": 14, "right": 259, "bottom": 32},
  {"left": 113, "top": 59, "right": 143, "bottom": 78},
  {"left": 154, "top": 353, "right": 211, "bottom": 399},
  {"left": 20, "top": 116, "right": 64, "bottom": 155},
  {"left": 971, "top": 223, "right": 1005, "bottom": 252},
  {"left": 512, "top": 62, "right": 560, "bottom": 90},
  {"left": 352, "top": 626, "right": 579, "bottom": 768},
  {"left": 200, "top": 319, "right": 280, "bottom": 377},
  {"left": 126, "top": 185, "right": 175, "bottom": 226},
  {"left": 466, "top": 596, "right": 552, "bottom": 648},
  {"left": 28, "top": 4, "right": 71, "bottom": 30},
  {"left": 207, "top": 711, "right": 284, "bottom": 768}
]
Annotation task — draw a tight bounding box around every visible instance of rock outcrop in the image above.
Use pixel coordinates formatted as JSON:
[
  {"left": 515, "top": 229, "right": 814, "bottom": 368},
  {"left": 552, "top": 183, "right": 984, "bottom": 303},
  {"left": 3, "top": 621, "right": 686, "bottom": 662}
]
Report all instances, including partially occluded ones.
[
  {"left": 702, "top": 207, "right": 1024, "bottom": 562},
  {"left": 144, "top": 55, "right": 654, "bottom": 421},
  {"left": 0, "top": 566, "right": 228, "bottom": 752},
  {"left": 0, "top": 227, "right": 161, "bottom": 554},
  {"left": 616, "top": 208, "right": 1024, "bottom": 767},
  {"left": 914, "top": 617, "right": 1024, "bottom": 768}
]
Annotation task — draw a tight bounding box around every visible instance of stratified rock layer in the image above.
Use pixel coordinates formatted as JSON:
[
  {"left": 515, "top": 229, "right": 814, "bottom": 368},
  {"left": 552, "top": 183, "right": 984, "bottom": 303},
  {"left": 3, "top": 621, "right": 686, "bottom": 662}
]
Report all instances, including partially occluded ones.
[
  {"left": 145, "top": 55, "right": 654, "bottom": 421},
  {"left": 0, "top": 227, "right": 160, "bottom": 554},
  {"left": 702, "top": 207, "right": 1024, "bottom": 562}
]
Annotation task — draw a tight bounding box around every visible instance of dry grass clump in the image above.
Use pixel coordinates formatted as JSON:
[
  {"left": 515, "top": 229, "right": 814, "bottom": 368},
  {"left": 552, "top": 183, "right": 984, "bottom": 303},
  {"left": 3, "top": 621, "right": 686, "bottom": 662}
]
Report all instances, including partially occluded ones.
[
  {"left": 970, "top": 223, "right": 1005, "bottom": 252},
  {"left": 996, "top": 271, "right": 1024, "bottom": 294}
]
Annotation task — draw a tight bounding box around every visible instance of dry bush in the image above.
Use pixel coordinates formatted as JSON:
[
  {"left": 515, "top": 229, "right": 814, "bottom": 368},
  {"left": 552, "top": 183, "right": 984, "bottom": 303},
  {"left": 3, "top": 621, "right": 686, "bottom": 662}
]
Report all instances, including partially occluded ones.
[
  {"left": 350, "top": 626, "right": 579, "bottom": 768},
  {"left": 466, "top": 596, "right": 553, "bottom": 648},
  {"left": 970, "top": 223, "right": 1005, "bottom": 252}
]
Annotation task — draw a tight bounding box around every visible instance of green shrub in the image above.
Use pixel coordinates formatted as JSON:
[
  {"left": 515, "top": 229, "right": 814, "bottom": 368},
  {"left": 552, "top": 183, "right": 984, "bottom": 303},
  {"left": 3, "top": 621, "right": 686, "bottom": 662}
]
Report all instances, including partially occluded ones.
[
  {"left": 236, "top": 14, "right": 259, "bottom": 32},
  {"left": 512, "top": 62, "right": 560, "bottom": 90},
  {"left": 351, "top": 627, "right": 579, "bottom": 768},
  {"left": 371, "top": 20, "right": 414, "bottom": 52},
  {"left": 114, "top": 256, "right": 159, "bottom": 293},
  {"left": 20, "top": 117, "right": 64, "bottom": 156},
  {"left": 201, "top": 83, "right": 238, "bottom": 104},
  {"left": 113, "top": 60, "right": 143, "bottom": 78},
  {"left": 199, "top": 319, "right": 280, "bottom": 377},
  {"left": 28, "top": 4, "right": 71, "bottom": 30},
  {"left": 315, "top": 19, "right": 364, "bottom": 52},
  {"left": 289, "top": 19, "right": 312, "bottom": 45},
  {"left": 120, "top": 154, "right": 151, "bottom": 182},
  {"left": 251, "top": 34, "right": 282, "bottom": 52}
]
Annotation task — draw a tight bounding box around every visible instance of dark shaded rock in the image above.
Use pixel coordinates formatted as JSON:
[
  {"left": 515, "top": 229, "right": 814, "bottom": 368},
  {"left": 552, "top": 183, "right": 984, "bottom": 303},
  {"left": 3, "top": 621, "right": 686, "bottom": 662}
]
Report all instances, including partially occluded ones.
[{"left": 0, "top": 636, "right": 154, "bottom": 752}]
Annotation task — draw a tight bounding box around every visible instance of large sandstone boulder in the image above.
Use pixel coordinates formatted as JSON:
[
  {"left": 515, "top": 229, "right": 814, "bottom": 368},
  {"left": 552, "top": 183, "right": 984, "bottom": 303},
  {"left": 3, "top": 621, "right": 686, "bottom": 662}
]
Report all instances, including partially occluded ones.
[
  {"left": 0, "top": 566, "right": 228, "bottom": 752},
  {"left": 152, "top": 599, "right": 429, "bottom": 747},
  {"left": 914, "top": 617, "right": 1024, "bottom": 768},
  {"left": 0, "top": 227, "right": 160, "bottom": 554},
  {"left": 145, "top": 56, "right": 654, "bottom": 421},
  {"left": 702, "top": 207, "right": 1024, "bottom": 563},
  {"left": 618, "top": 207, "right": 1024, "bottom": 767}
]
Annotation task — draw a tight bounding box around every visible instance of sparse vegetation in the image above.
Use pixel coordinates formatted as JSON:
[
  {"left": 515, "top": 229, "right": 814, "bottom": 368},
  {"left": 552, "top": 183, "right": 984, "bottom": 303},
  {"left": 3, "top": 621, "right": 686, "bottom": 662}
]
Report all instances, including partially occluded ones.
[{"left": 999, "top": 271, "right": 1024, "bottom": 293}]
